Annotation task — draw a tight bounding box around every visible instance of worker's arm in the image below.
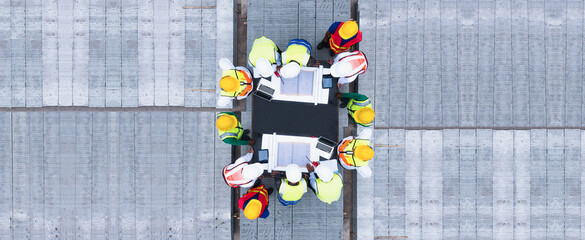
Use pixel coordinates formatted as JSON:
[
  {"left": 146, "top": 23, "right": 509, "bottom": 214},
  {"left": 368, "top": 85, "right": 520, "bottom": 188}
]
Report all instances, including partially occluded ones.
[
  {"left": 337, "top": 77, "right": 351, "bottom": 85},
  {"left": 235, "top": 152, "right": 254, "bottom": 164},
  {"left": 308, "top": 172, "right": 318, "bottom": 194},
  {"left": 274, "top": 172, "right": 283, "bottom": 191},
  {"left": 357, "top": 128, "right": 373, "bottom": 141},
  {"left": 340, "top": 92, "right": 369, "bottom": 101},
  {"left": 222, "top": 138, "right": 251, "bottom": 146}
]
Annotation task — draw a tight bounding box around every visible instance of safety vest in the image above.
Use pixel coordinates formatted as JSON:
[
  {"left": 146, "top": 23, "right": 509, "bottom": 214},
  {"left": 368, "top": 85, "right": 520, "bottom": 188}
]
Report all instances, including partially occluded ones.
[
  {"left": 238, "top": 185, "right": 269, "bottom": 213},
  {"left": 249, "top": 36, "right": 278, "bottom": 65},
  {"left": 316, "top": 174, "right": 343, "bottom": 204},
  {"left": 216, "top": 113, "right": 244, "bottom": 141},
  {"left": 282, "top": 43, "right": 310, "bottom": 66},
  {"left": 338, "top": 138, "right": 371, "bottom": 167},
  {"left": 223, "top": 162, "right": 252, "bottom": 188},
  {"left": 220, "top": 69, "right": 253, "bottom": 98},
  {"left": 329, "top": 22, "right": 362, "bottom": 54},
  {"left": 347, "top": 97, "right": 373, "bottom": 127},
  {"left": 337, "top": 51, "right": 368, "bottom": 78},
  {"left": 280, "top": 179, "right": 307, "bottom": 202}
]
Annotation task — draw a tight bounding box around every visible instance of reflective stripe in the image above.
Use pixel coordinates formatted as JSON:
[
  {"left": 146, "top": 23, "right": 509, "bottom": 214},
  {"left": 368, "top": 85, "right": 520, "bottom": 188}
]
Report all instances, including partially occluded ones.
[
  {"left": 223, "top": 162, "right": 253, "bottom": 188},
  {"left": 220, "top": 69, "right": 253, "bottom": 98},
  {"left": 220, "top": 131, "right": 238, "bottom": 139},
  {"left": 338, "top": 138, "right": 370, "bottom": 167},
  {"left": 352, "top": 99, "right": 371, "bottom": 107},
  {"left": 216, "top": 113, "right": 244, "bottom": 140},
  {"left": 283, "top": 40, "right": 311, "bottom": 66}
]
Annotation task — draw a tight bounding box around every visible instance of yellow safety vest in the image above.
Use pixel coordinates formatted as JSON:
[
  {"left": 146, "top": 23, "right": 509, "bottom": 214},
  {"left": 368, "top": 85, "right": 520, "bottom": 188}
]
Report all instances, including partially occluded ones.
[
  {"left": 280, "top": 179, "right": 307, "bottom": 202},
  {"left": 220, "top": 69, "right": 253, "bottom": 98},
  {"left": 248, "top": 36, "right": 278, "bottom": 65},
  {"left": 338, "top": 138, "right": 371, "bottom": 167},
  {"left": 216, "top": 113, "right": 244, "bottom": 141},
  {"left": 316, "top": 174, "right": 343, "bottom": 204},
  {"left": 347, "top": 98, "right": 373, "bottom": 127},
  {"left": 282, "top": 44, "right": 309, "bottom": 66}
]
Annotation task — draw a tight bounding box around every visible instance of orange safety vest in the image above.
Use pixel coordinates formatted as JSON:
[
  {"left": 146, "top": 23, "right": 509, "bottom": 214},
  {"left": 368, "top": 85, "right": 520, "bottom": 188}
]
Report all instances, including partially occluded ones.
[
  {"left": 220, "top": 69, "right": 253, "bottom": 98},
  {"left": 337, "top": 138, "right": 370, "bottom": 167},
  {"left": 222, "top": 162, "right": 252, "bottom": 188},
  {"left": 329, "top": 22, "right": 362, "bottom": 54},
  {"left": 238, "top": 185, "right": 269, "bottom": 214},
  {"left": 337, "top": 51, "right": 368, "bottom": 78}
]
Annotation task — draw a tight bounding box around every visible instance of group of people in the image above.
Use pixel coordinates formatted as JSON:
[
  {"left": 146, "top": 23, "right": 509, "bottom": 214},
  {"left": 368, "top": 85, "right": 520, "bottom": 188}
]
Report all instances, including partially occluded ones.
[{"left": 216, "top": 21, "right": 376, "bottom": 220}]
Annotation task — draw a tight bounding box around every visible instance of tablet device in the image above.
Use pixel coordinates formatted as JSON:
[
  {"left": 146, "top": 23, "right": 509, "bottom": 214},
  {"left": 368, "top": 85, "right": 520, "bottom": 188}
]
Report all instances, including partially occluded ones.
[
  {"left": 258, "top": 149, "right": 269, "bottom": 163},
  {"left": 322, "top": 76, "right": 333, "bottom": 89}
]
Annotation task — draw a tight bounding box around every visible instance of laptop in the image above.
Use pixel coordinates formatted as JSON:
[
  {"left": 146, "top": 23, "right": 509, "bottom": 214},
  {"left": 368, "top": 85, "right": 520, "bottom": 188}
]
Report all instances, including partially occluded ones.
[
  {"left": 254, "top": 84, "right": 275, "bottom": 102},
  {"left": 315, "top": 136, "right": 335, "bottom": 157}
]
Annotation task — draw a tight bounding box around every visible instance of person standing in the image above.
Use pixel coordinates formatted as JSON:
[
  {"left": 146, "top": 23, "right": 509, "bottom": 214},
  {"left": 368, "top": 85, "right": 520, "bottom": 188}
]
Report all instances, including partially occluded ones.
[
  {"left": 329, "top": 50, "right": 368, "bottom": 87},
  {"left": 248, "top": 36, "right": 281, "bottom": 78},
  {"left": 306, "top": 164, "right": 343, "bottom": 204},
  {"left": 216, "top": 112, "right": 254, "bottom": 146},
  {"left": 222, "top": 148, "right": 264, "bottom": 188},
  {"left": 274, "top": 164, "right": 308, "bottom": 206},
  {"left": 238, "top": 185, "right": 273, "bottom": 220},
  {"left": 336, "top": 92, "right": 375, "bottom": 127},
  {"left": 317, "top": 21, "right": 362, "bottom": 56},
  {"left": 279, "top": 39, "right": 313, "bottom": 79},
  {"left": 337, "top": 129, "right": 374, "bottom": 178}
]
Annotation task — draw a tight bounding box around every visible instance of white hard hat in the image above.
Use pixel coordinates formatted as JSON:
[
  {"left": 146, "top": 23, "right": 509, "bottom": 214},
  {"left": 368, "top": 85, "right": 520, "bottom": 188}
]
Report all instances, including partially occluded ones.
[
  {"left": 315, "top": 165, "right": 333, "bottom": 182},
  {"left": 242, "top": 163, "right": 263, "bottom": 180},
  {"left": 255, "top": 58, "right": 273, "bottom": 78},
  {"left": 330, "top": 61, "right": 352, "bottom": 77},
  {"left": 280, "top": 62, "right": 301, "bottom": 79},
  {"left": 285, "top": 164, "right": 302, "bottom": 183}
]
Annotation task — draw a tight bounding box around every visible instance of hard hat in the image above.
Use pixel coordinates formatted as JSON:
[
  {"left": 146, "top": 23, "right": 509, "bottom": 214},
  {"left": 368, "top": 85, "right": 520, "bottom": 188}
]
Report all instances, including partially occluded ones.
[
  {"left": 330, "top": 61, "right": 352, "bottom": 77},
  {"left": 280, "top": 62, "right": 301, "bottom": 79},
  {"left": 216, "top": 114, "right": 238, "bottom": 132},
  {"left": 339, "top": 21, "right": 359, "bottom": 39},
  {"left": 220, "top": 76, "right": 239, "bottom": 92},
  {"left": 315, "top": 165, "right": 333, "bottom": 183},
  {"left": 354, "top": 145, "right": 374, "bottom": 161},
  {"left": 242, "top": 163, "right": 263, "bottom": 180},
  {"left": 355, "top": 107, "right": 375, "bottom": 124},
  {"left": 243, "top": 199, "right": 262, "bottom": 219},
  {"left": 285, "top": 164, "right": 302, "bottom": 183},
  {"left": 255, "top": 58, "right": 273, "bottom": 78}
]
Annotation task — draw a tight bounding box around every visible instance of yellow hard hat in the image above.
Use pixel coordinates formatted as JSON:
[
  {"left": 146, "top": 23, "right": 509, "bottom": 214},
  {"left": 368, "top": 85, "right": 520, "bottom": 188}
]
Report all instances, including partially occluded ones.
[
  {"left": 243, "top": 199, "right": 262, "bottom": 219},
  {"left": 339, "top": 21, "right": 359, "bottom": 39},
  {"left": 355, "top": 107, "right": 375, "bottom": 124},
  {"left": 220, "top": 76, "right": 239, "bottom": 92},
  {"left": 216, "top": 115, "right": 238, "bottom": 131},
  {"left": 354, "top": 145, "right": 374, "bottom": 161}
]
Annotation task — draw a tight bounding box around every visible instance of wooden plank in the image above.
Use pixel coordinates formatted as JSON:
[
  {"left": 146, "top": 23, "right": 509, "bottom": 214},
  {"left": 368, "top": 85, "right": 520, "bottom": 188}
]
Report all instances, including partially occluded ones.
[
  {"left": 200, "top": 0, "right": 216, "bottom": 107},
  {"left": 196, "top": 112, "right": 215, "bottom": 239},
  {"left": 153, "top": 0, "right": 169, "bottom": 106},
  {"left": 421, "top": 131, "right": 442, "bottom": 239},
  {"left": 29, "top": 113, "right": 44, "bottom": 240},
  {"left": 511, "top": 0, "right": 530, "bottom": 126},
  {"left": 58, "top": 0, "right": 74, "bottom": 106},
  {"left": 121, "top": 0, "right": 138, "bottom": 107},
  {"left": 388, "top": 0, "right": 407, "bottom": 127},
  {"left": 528, "top": 0, "right": 545, "bottom": 126},
  {"left": 72, "top": 0, "right": 89, "bottom": 106},
  {"left": 105, "top": 0, "right": 122, "bottom": 107},
  {"left": 167, "top": 112, "right": 183, "bottom": 239},
  {"left": 11, "top": 112, "right": 30, "bottom": 238},
  {"left": 184, "top": 0, "right": 201, "bottom": 107},
  {"left": 440, "top": 0, "right": 458, "bottom": 126},
  {"left": 459, "top": 130, "right": 476, "bottom": 239},
  {"left": 355, "top": 0, "right": 375, "bottom": 128},
  {"left": 168, "top": 0, "right": 185, "bottom": 106},
  {"left": 25, "top": 0, "right": 43, "bottom": 107},
  {"left": 150, "top": 112, "right": 167, "bottom": 238},
  {"left": 326, "top": 190, "right": 343, "bottom": 240},
  {"left": 493, "top": 0, "right": 513, "bottom": 127},
  {"left": 247, "top": 0, "right": 265, "bottom": 53},
  {"left": 442, "top": 129, "right": 459, "bottom": 239},
  {"left": 138, "top": 0, "right": 154, "bottom": 106},
  {"left": 259, "top": 180, "right": 276, "bottom": 240},
  {"left": 11, "top": 0, "right": 25, "bottom": 107},
  {"left": 477, "top": 0, "right": 495, "bottom": 127},
  {"left": 546, "top": 129, "right": 564, "bottom": 239},
  {"left": 564, "top": 129, "right": 580, "bottom": 239},
  {"left": 423, "top": 0, "right": 441, "bottom": 127},
  {"left": 212, "top": 116, "right": 231, "bottom": 239},
  {"left": 0, "top": 0, "right": 10, "bottom": 107},
  {"left": 135, "top": 112, "right": 152, "bottom": 239},
  {"left": 107, "top": 113, "right": 120, "bottom": 239},
  {"left": 43, "top": 112, "right": 60, "bottom": 240},
  {"left": 492, "top": 131, "right": 514, "bottom": 238},
  {"left": 182, "top": 112, "right": 198, "bottom": 238},
  {"left": 314, "top": 0, "right": 332, "bottom": 60},
  {"left": 406, "top": 0, "right": 424, "bottom": 127},
  {"left": 42, "top": 0, "right": 59, "bottom": 106},
  {"left": 215, "top": 0, "right": 232, "bottom": 111},
  {"left": 91, "top": 112, "right": 108, "bottom": 239},
  {"left": 513, "top": 130, "right": 531, "bottom": 240},
  {"left": 59, "top": 112, "right": 76, "bottom": 238},
  {"left": 374, "top": 0, "right": 391, "bottom": 127},
  {"left": 373, "top": 129, "right": 390, "bottom": 238},
  {"left": 581, "top": 130, "right": 585, "bottom": 240},
  {"left": 544, "top": 1, "right": 566, "bottom": 127},
  {"left": 88, "top": 0, "right": 106, "bottom": 107},
  {"left": 75, "top": 112, "right": 92, "bottom": 240},
  {"left": 476, "top": 129, "right": 493, "bottom": 239},
  {"left": 118, "top": 112, "right": 136, "bottom": 239},
  {"left": 458, "top": 0, "right": 479, "bottom": 127},
  {"left": 565, "top": 1, "right": 583, "bottom": 126},
  {"left": 333, "top": 0, "right": 349, "bottom": 22},
  {"left": 388, "top": 129, "right": 406, "bottom": 236},
  {"left": 405, "top": 131, "right": 421, "bottom": 239},
  {"left": 280, "top": 0, "right": 299, "bottom": 52},
  {"left": 530, "top": 129, "right": 546, "bottom": 239},
  {"left": 0, "top": 113, "right": 11, "bottom": 238}
]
